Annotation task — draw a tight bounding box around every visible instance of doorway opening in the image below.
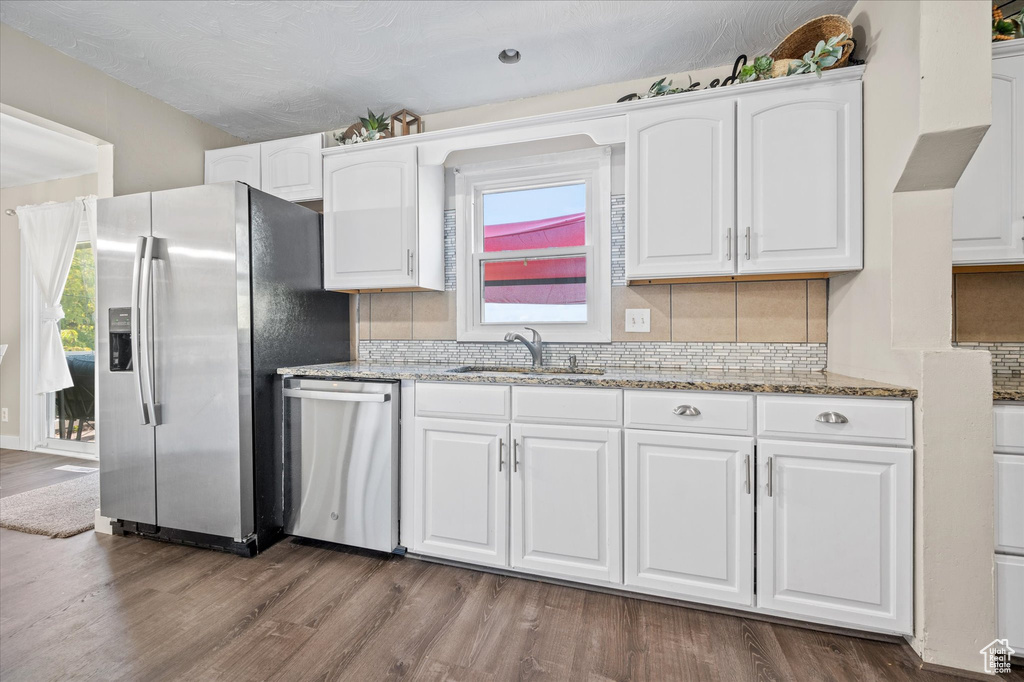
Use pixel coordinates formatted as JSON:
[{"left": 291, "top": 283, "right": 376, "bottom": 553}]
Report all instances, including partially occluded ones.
[{"left": 0, "top": 104, "right": 113, "bottom": 459}]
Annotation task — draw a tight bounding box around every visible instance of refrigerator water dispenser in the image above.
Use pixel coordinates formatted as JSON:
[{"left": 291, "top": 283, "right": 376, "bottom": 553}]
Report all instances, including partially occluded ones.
[{"left": 108, "top": 307, "right": 133, "bottom": 372}]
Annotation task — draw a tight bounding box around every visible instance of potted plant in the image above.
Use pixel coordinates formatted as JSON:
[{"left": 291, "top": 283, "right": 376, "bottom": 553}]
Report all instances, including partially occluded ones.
[{"left": 334, "top": 109, "right": 392, "bottom": 145}]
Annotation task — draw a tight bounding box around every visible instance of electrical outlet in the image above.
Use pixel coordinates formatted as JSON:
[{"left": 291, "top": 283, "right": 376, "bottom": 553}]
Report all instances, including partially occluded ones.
[
  {"left": 625, "top": 308, "right": 651, "bottom": 333},
  {"left": 1, "top": 407, "right": 7, "bottom": 422}
]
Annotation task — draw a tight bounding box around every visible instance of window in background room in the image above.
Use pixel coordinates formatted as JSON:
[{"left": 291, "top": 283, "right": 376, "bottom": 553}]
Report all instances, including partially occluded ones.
[{"left": 456, "top": 148, "right": 611, "bottom": 342}]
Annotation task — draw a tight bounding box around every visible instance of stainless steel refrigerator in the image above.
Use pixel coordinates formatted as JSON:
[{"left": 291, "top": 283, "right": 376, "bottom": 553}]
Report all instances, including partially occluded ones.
[{"left": 96, "top": 182, "right": 349, "bottom": 556}]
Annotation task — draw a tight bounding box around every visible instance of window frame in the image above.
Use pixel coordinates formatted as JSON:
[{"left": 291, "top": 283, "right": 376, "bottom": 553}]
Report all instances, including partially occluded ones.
[{"left": 455, "top": 147, "right": 612, "bottom": 343}]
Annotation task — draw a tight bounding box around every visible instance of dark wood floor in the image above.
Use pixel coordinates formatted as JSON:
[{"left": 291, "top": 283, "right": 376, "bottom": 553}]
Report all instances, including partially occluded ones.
[{"left": 0, "top": 448, "right": 1018, "bottom": 682}]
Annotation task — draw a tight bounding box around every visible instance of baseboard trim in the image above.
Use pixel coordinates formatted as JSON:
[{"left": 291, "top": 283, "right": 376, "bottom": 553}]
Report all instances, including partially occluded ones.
[{"left": 0, "top": 434, "right": 22, "bottom": 450}]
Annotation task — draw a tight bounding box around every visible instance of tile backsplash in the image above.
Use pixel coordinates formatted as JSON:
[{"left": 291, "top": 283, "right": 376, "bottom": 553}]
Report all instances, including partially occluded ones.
[
  {"left": 360, "top": 339, "right": 827, "bottom": 373},
  {"left": 360, "top": 194, "right": 829, "bottom": 372}
]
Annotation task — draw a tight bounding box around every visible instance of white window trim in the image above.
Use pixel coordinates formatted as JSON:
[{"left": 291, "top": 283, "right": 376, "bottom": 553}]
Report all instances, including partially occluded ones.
[{"left": 455, "top": 147, "right": 612, "bottom": 343}]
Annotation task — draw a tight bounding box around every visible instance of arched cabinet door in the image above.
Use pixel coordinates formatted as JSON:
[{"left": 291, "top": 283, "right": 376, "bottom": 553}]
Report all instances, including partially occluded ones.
[
  {"left": 204, "top": 144, "right": 261, "bottom": 187},
  {"left": 626, "top": 99, "right": 736, "bottom": 279},
  {"left": 953, "top": 46, "right": 1024, "bottom": 265},
  {"left": 737, "top": 79, "right": 863, "bottom": 274},
  {"left": 323, "top": 145, "right": 418, "bottom": 290},
  {"left": 260, "top": 133, "right": 324, "bottom": 202}
]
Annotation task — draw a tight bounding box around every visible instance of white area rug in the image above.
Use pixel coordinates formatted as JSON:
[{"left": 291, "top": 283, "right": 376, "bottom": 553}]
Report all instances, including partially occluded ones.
[{"left": 0, "top": 473, "right": 99, "bottom": 538}]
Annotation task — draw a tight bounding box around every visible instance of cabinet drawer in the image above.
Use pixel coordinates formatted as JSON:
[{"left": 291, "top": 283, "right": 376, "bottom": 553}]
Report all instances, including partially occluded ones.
[
  {"left": 757, "top": 395, "right": 913, "bottom": 447},
  {"left": 995, "top": 404, "right": 1024, "bottom": 455},
  {"left": 416, "top": 382, "right": 510, "bottom": 421},
  {"left": 624, "top": 391, "right": 753, "bottom": 436},
  {"left": 512, "top": 386, "right": 621, "bottom": 427},
  {"left": 996, "top": 454, "right": 1024, "bottom": 555}
]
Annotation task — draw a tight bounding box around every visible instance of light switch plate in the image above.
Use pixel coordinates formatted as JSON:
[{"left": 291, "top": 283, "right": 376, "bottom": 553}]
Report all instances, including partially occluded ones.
[{"left": 625, "top": 308, "right": 651, "bottom": 333}]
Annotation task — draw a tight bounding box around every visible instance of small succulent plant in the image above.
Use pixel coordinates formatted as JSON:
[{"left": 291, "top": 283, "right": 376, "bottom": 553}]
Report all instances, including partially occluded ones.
[
  {"left": 787, "top": 33, "right": 847, "bottom": 78},
  {"left": 738, "top": 55, "right": 775, "bottom": 83},
  {"left": 334, "top": 109, "right": 392, "bottom": 145},
  {"left": 642, "top": 75, "right": 699, "bottom": 98}
]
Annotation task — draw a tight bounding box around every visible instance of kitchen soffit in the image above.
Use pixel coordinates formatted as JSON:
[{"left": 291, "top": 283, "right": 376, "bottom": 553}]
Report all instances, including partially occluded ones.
[{"left": 0, "top": 1, "right": 854, "bottom": 142}]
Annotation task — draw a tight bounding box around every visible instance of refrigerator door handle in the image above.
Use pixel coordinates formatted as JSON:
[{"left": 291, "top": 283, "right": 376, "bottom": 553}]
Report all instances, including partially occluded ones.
[
  {"left": 131, "top": 236, "right": 150, "bottom": 425},
  {"left": 139, "top": 236, "right": 159, "bottom": 425}
]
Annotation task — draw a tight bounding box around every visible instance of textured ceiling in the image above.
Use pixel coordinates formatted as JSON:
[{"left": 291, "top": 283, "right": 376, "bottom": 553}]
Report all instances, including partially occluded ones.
[
  {"left": 0, "top": 1, "right": 856, "bottom": 142},
  {"left": 0, "top": 113, "right": 98, "bottom": 188}
]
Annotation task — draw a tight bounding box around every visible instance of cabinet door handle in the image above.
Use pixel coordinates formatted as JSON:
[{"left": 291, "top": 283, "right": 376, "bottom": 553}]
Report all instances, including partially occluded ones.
[
  {"left": 673, "top": 405, "right": 701, "bottom": 417},
  {"left": 745, "top": 226, "right": 751, "bottom": 260},
  {"left": 513, "top": 439, "right": 520, "bottom": 472},
  {"left": 744, "top": 454, "right": 751, "bottom": 495},
  {"left": 498, "top": 438, "right": 505, "bottom": 472},
  {"left": 767, "top": 456, "right": 774, "bottom": 497},
  {"left": 816, "top": 411, "right": 849, "bottom": 424},
  {"left": 725, "top": 228, "right": 732, "bottom": 261},
  {"left": 407, "top": 249, "right": 414, "bottom": 276}
]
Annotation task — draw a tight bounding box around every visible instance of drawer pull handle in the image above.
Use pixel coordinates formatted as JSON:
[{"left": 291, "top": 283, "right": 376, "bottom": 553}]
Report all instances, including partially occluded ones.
[
  {"left": 816, "top": 411, "right": 849, "bottom": 424},
  {"left": 673, "top": 405, "right": 701, "bottom": 417}
]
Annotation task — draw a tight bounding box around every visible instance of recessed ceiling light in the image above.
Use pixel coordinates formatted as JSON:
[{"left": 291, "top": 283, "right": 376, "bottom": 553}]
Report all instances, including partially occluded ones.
[{"left": 498, "top": 48, "right": 521, "bottom": 64}]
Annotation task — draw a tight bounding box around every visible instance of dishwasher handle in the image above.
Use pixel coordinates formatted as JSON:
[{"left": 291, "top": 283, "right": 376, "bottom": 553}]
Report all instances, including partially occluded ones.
[{"left": 283, "top": 388, "right": 391, "bottom": 403}]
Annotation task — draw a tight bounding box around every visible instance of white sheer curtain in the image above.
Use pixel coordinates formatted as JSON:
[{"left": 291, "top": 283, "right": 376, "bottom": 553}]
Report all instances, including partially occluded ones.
[{"left": 16, "top": 198, "right": 93, "bottom": 394}]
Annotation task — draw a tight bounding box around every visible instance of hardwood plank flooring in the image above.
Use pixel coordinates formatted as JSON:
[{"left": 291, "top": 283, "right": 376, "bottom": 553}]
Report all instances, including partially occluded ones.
[{"left": 1, "top": 448, "right": 1019, "bottom": 681}]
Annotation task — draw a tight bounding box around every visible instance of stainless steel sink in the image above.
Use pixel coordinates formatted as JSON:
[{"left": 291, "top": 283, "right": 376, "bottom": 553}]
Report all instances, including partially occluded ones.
[{"left": 446, "top": 365, "right": 605, "bottom": 376}]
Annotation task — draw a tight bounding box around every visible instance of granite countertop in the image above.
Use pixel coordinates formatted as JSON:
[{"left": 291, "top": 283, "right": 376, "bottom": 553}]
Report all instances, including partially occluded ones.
[
  {"left": 994, "top": 375, "right": 1024, "bottom": 402},
  {"left": 277, "top": 362, "right": 918, "bottom": 398}
]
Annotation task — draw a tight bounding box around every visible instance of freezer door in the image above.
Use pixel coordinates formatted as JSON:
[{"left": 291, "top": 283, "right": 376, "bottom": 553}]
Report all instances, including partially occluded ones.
[
  {"left": 150, "top": 183, "right": 253, "bottom": 540},
  {"left": 97, "top": 192, "right": 156, "bottom": 524}
]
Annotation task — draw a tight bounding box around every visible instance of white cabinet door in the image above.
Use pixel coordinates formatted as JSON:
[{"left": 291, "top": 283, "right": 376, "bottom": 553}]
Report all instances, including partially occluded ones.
[
  {"left": 737, "top": 80, "right": 863, "bottom": 274},
  {"left": 996, "top": 454, "right": 1024, "bottom": 555},
  {"left": 757, "top": 439, "right": 912, "bottom": 634},
  {"left": 997, "top": 554, "right": 1024, "bottom": 650},
  {"left": 323, "top": 146, "right": 418, "bottom": 289},
  {"left": 413, "top": 418, "right": 509, "bottom": 567},
  {"left": 511, "top": 424, "right": 622, "bottom": 584},
  {"left": 624, "top": 430, "right": 753, "bottom": 606},
  {"left": 954, "top": 52, "right": 1024, "bottom": 264},
  {"left": 260, "top": 133, "right": 324, "bottom": 202},
  {"left": 626, "top": 99, "right": 736, "bottom": 278},
  {"left": 205, "top": 144, "right": 261, "bottom": 187}
]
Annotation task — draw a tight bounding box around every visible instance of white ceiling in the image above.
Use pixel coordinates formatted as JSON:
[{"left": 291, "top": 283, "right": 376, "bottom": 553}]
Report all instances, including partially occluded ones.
[
  {"left": 0, "top": 113, "right": 98, "bottom": 188},
  {"left": 0, "top": 1, "right": 856, "bottom": 142}
]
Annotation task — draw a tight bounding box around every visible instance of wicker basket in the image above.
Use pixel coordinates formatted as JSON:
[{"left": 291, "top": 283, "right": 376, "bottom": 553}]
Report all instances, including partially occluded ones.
[{"left": 771, "top": 14, "right": 855, "bottom": 71}]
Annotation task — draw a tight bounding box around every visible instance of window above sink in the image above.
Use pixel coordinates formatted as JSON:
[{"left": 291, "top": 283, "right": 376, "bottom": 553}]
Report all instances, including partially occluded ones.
[{"left": 455, "top": 148, "right": 612, "bottom": 343}]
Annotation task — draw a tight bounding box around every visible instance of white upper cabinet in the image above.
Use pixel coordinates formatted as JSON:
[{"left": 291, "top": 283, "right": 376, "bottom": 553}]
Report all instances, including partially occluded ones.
[
  {"left": 626, "top": 99, "right": 736, "bottom": 279},
  {"left": 205, "top": 133, "right": 323, "bottom": 202},
  {"left": 953, "top": 46, "right": 1024, "bottom": 265},
  {"left": 737, "top": 79, "right": 863, "bottom": 274},
  {"left": 260, "top": 133, "right": 324, "bottom": 202},
  {"left": 756, "top": 439, "right": 912, "bottom": 634},
  {"left": 625, "top": 429, "right": 753, "bottom": 606},
  {"left": 323, "top": 145, "right": 419, "bottom": 290},
  {"left": 204, "top": 144, "right": 261, "bottom": 188},
  {"left": 511, "top": 423, "right": 622, "bottom": 585}
]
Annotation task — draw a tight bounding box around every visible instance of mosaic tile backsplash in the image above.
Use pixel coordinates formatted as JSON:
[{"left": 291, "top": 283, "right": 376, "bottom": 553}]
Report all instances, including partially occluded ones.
[
  {"left": 957, "top": 342, "right": 1024, "bottom": 377},
  {"left": 360, "top": 340, "right": 828, "bottom": 373}
]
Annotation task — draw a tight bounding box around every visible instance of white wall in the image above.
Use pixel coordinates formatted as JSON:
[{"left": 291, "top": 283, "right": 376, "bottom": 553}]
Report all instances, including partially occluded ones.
[
  {"left": 0, "top": 174, "right": 98, "bottom": 442},
  {"left": 830, "top": 1, "right": 994, "bottom": 672}
]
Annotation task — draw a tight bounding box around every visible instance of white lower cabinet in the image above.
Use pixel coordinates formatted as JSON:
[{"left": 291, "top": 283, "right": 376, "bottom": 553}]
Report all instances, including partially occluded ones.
[
  {"left": 997, "top": 554, "right": 1024, "bottom": 651},
  {"left": 412, "top": 418, "right": 508, "bottom": 567},
  {"left": 408, "top": 386, "right": 916, "bottom": 636},
  {"left": 624, "top": 430, "right": 753, "bottom": 606},
  {"left": 756, "top": 439, "right": 913, "bottom": 634},
  {"left": 511, "top": 424, "right": 622, "bottom": 584}
]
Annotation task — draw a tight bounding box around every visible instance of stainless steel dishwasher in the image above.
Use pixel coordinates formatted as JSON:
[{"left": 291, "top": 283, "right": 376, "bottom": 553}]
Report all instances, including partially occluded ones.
[{"left": 282, "top": 378, "right": 400, "bottom": 552}]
